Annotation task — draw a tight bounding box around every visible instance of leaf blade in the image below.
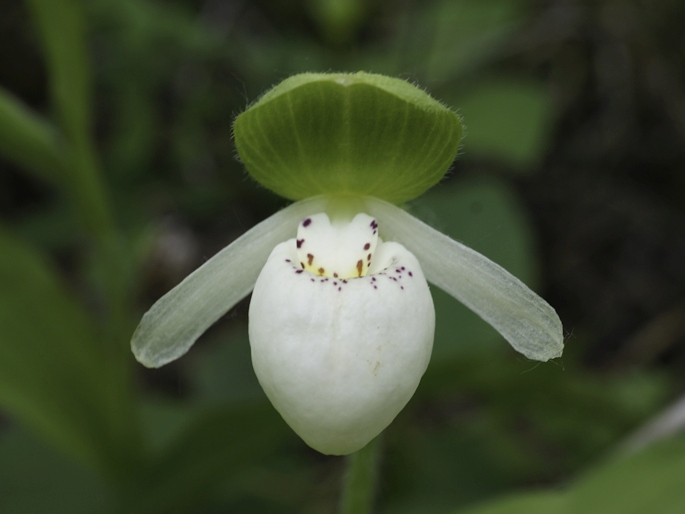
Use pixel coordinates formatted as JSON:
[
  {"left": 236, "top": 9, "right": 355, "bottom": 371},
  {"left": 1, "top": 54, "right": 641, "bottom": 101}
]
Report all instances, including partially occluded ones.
[
  {"left": 0, "top": 87, "right": 63, "bottom": 183},
  {"left": 0, "top": 226, "right": 137, "bottom": 474}
]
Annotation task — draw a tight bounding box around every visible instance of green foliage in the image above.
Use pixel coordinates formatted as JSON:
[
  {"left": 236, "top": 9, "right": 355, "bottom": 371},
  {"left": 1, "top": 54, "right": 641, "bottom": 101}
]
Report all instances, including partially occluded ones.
[
  {"left": 417, "top": 0, "right": 525, "bottom": 82},
  {"left": 457, "top": 437, "right": 685, "bottom": 514},
  {"left": 453, "top": 81, "right": 551, "bottom": 169},
  {"left": 234, "top": 72, "right": 463, "bottom": 204},
  {"left": 457, "top": 492, "right": 564, "bottom": 514},
  {"left": 0, "top": 227, "right": 140, "bottom": 475},
  {"left": 0, "top": 427, "right": 113, "bottom": 514},
  {"left": 25, "top": 0, "right": 113, "bottom": 239},
  {"left": 25, "top": 0, "right": 91, "bottom": 139},
  {"left": 0, "top": 88, "right": 63, "bottom": 183},
  {"left": 123, "top": 405, "right": 291, "bottom": 514}
]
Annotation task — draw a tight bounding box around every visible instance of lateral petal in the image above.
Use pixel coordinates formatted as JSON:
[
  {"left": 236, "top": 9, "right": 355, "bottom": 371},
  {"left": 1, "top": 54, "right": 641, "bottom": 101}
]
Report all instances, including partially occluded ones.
[
  {"left": 131, "top": 197, "right": 328, "bottom": 368},
  {"left": 365, "top": 197, "right": 563, "bottom": 361}
]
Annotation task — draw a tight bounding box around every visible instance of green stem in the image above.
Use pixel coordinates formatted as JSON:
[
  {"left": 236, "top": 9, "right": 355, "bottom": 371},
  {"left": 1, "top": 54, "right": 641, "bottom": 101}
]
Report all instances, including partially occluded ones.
[{"left": 340, "top": 437, "right": 382, "bottom": 514}]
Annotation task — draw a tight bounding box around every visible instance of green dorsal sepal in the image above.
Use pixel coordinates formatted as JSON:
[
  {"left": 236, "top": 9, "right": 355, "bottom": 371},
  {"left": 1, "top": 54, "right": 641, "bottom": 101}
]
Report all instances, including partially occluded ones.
[{"left": 233, "top": 72, "right": 463, "bottom": 204}]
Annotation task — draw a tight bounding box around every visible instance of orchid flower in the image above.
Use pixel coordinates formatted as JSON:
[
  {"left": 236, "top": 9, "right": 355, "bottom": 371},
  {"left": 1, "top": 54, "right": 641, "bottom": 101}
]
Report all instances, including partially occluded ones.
[{"left": 131, "top": 72, "right": 563, "bottom": 456}]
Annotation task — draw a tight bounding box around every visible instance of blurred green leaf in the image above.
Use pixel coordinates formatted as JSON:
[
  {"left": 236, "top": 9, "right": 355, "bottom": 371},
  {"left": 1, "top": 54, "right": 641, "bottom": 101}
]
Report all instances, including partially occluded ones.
[
  {"left": 388, "top": 0, "right": 523, "bottom": 82},
  {"left": 25, "top": 0, "right": 113, "bottom": 239},
  {"left": 307, "top": 0, "right": 368, "bottom": 45},
  {"left": 382, "top": 417, "right": 540, "bottom": 514},
  {"left": 186, "top": 326, "right": 266, "bottom": 406},
  {"left": 570, "top": 437, "right": 685, "bottom": 513},
  {"left": 0, "top": 87, "right": 63, "bottom": 183},
  {"left": 428, "top": 0, "right": 523, "bottom": 79},
  {"left": 452, "top": 80, "right": 551, "bottom": 169},
  {"left": 456, "top": 437, "right": 685, "bottom": 514},
  {"left": 138, "top": 397, "right": 196, "bottom": 455},
  {"left": 410, "top": 176, "right": 539, "bottom": 360},
  {"left": 124, "top": 404, "right": 292, "bottom": 514},
  {"left": 0, "top": 426, "right": 113, "bottom": 514},
  {"left": 454, "top": 492, "right": 564, "bottom": 514},
  {"left": 25, "top": 0, "right": 91, "bottom": 140},
  {"left": 0, "top": 227, "right": 137, "bottom": 475}
]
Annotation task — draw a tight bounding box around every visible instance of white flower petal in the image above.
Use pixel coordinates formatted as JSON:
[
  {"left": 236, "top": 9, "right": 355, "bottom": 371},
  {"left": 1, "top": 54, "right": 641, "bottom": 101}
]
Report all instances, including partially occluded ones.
[
  {"left": 365, "top": 197, "right": 563, "bottom": 361},
  {"left": 131, "top": 197, "right": 328, "bottom": 368},
  {"left": 249, "top": 238, "right": 434, "bottom": 455}
]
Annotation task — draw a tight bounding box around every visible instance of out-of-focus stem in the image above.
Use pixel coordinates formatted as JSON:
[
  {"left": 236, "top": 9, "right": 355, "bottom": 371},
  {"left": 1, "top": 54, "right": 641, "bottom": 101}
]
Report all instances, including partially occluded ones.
[{"left": 340, "top": 436, "right": 382, "bottom": 514}]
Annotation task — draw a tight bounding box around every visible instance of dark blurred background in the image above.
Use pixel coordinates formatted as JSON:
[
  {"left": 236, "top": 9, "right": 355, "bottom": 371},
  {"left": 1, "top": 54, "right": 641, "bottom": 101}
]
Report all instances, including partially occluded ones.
[{"left": 1, "top": 0, "right": 684, "bottom": 513}]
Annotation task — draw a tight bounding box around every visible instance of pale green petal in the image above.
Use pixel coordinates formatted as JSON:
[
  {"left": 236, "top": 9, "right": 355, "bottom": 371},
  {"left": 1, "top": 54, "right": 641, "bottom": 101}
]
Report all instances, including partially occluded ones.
[
  {"left": 365, "top": 197, "right": 563, "bottom": 361},
  {"left": 131, "top": 197, "right": 328, "bottom": 368}
]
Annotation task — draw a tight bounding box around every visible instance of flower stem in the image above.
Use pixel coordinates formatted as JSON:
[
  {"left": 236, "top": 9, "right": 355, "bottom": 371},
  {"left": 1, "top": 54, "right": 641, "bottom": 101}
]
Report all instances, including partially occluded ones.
[{"left": 339, "top": 436, "right": 382, "bottom": 514}]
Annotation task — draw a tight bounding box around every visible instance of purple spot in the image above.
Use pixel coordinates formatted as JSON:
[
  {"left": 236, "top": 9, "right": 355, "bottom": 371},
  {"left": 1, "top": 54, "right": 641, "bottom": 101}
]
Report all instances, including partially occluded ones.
[
  {"left": 333, "top": 282, "right": 338, "bottom": 286},
  {"left": 285, "top": 259, "right": 291, "bottom": 263},
  {"left": 342, "top": 280, "right": 348, "bottom": 284},
  {"left": 338, "top": 287, "right": 342, "bottom": 292},
  {"left": 395, "top": 269, "right": 401, "bottom": 273},
  {"left": 296, "top": 239, "right": 304, "bottom": 248},
  {"left": 302, "top": 218, "right": 312, "bottom": 227},
  {"left": 408, "top": 271, "right": 413, "bottom": 277},
  {"left": 367, "top": 253, "right": 372, "bottom": 261},
  {"left": 310, "top": 278, "right": 315, "bottom": 282},
  {"left": 363, "top": 243, "right": 371, "bottom": 250},
  {"left": 295, "top": 269, "right": 303, "bottom": 274},
  {"left": 401, "top": 286, "right": 404, "bottom": 290},
  {"left": 373, "top": 285, "right": 378, "bottom": 289}
]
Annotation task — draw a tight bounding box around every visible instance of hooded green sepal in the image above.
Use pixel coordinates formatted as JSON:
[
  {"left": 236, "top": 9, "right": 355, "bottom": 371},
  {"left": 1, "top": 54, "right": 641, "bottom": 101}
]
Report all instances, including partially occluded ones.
[{"left": 233, "top": 72, "right": 463, "bottom": 204}]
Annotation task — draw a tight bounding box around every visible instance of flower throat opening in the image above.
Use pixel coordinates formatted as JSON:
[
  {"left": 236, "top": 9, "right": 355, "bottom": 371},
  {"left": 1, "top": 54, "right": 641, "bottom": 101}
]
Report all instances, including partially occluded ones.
[{"left": 295, "top": 213, "right": 379, "bottom": 279}]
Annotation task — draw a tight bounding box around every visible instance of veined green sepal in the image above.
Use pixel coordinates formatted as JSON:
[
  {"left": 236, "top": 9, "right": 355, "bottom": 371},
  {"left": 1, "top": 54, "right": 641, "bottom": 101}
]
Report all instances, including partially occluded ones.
[{"left": 233, "top": 72, "right": 463, "bottom": 204}]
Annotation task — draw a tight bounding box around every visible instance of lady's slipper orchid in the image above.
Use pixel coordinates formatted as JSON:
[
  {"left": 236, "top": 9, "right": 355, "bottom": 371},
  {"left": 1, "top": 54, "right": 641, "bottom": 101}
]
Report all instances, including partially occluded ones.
[{"left": 132, "top": 72, "right": 563, "bottom": 455}]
